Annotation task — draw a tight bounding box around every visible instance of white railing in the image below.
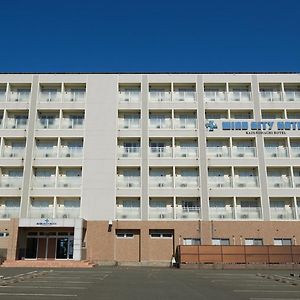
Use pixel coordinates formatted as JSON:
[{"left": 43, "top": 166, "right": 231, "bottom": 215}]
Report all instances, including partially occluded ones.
[
  {"left": 259, "top": 91, "right": 282, "bottom": 102},
  {"left": 8, "top": 90, "right": 30, "bottom": 102},
  {"left": 5, "top": 118, "right": 28, "bottom": 129},
  {"left": 117, "top": 176, "right": 141, "bottom": 188},
  {"left": 59, "top": 147, "right": 83, "bottom": 158},
  {"left": 29, "top": 207, "right": 54, "bottom": 218},
  {"left": 206, "top": 147, "right": 230, "bottom": 158},
  {"left": 174, "top": 147, "right": 198, "bottom": 158},
  {"left": 36, "top": 119, "right": 60, "bottom": 129},
  {"left": 293, "top": 177, "right": 300, "bottom": 188},
  {"left": 0, "top": 176, "right": 23, "bottom": 188},
  {"left": 209, "top": 207, "right": 234, "bottom": 219},
  {"left": 176, "top": 207, "right": 200, "bottom": 219},
  {"left": 119, "top": 91, "right": 141, "bottom": 103},
  {"left": 149, "top": 91, "right": 171, "bottom": 102},
  {"left": 149, "top": 177, "right": 173, "bottom": 188},
  {"left": 40, "top": 91, "right": 61, "bottom": 102},
  {"left": 234, "top": 176, "right": 259, "bottom": 188},
  {"left": 173, "top": 91, "right": 196, "bottom": 102},
  {"left": 208, "top": 176, "right": 232, "bottom": 188},
  {"left": 32, "top": 176, "right": 56, "bottom": 188},
  {"left": 55, "top": 207, "right": 80, "bottom": 218},
  {"left": 204, "top": 91, "right": 226, "bottom": 102},
  {"left": 0, "top": 90, "right": 6, "bottom": 102},
  {"left": 118, "top": 119, "right": 141, "bottom": 129},
  {"left": 267, "top": 177, "right": 293, "bottom": 188},
  {"left": 0, "top": 207, "right": 20, "bottom": 218},
  {"left": 175, "top": 176, "right": 199, "bottom": 188},
  {"left": 149, "top": 207, "right": 173, "bottom": 219},
  {"left": 57, "top": 176, "right": 82, "bottom": 188},
  {"left": 284, "top": 91, "right": 300, "bottom": 102},
  {"left": 149, "top": 147, "right": 172, "bottom": 158},
  {"left": 118, "top": 147, "right": 141, "bottom": 158},
  {"left": 173, "top": 118, "right": 197, "bottom": 129},
  {"left": 228, "top": 91, "right": 251, "bottom": 102},
  {"left": 116, "top": 207, "right": 141, "bottom": 219},
  {"left": 35, "top": 147, "right": 58, "bottom": 158},
  {"left": 236, "top": 207, "right": 262, "bottom": 219},
  {"left": 270, "top": 207, "right": 295, "bottom": 220},
  {"left": 231, "top": 147, "right": 256, "bottom": 158},
  {"left": 61, "top": 118, "right": 84, "bottom": 129},
  {"left": 264, "top": 147, "right": 289, "bottom": 158},
  {"left": 63, "top": 91, "right": 85, "bottom": 102},
  {"left": 2, "top": 147, "right": 25, "bottom": 158},
  {"left": 149, "top": 118, "right": 172, "bottom": 129},
  {"left": 290, "top": 147, "right": 300, "bottom": 158}
]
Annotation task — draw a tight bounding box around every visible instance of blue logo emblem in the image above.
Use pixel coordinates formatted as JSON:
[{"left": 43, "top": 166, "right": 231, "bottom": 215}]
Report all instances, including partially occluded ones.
[{"left": 205, "top": 120, "right": 218, "bottom": 131}]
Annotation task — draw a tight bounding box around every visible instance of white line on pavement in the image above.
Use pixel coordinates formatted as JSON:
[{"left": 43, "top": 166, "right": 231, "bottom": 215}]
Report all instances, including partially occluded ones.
[{"left": 0, "top": 293, "right": 77, "bottom": 297}]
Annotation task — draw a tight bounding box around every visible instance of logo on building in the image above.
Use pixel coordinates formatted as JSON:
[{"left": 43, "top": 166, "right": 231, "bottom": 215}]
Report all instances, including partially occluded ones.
[
  {"left": 36, "top": 219, "right": 57, "bottom": 226},
  {"left": 205, "top": 120, "right": 218, "bottom": 131}
]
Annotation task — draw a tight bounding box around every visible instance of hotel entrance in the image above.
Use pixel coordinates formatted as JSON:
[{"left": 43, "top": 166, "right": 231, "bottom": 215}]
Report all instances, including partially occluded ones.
[{"left": 25, "top": 231, "right": 74, "bottom": 260}]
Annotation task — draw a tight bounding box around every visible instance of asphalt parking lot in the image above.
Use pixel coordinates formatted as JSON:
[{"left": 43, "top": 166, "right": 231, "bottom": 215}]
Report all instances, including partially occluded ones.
[{"left": 0, "top": 267, "right": 300, "bottom": 299}]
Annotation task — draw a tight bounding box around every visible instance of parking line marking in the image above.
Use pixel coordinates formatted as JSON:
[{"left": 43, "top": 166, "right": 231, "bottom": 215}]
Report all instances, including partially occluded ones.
[
  {"left": 33, "top": 281, "right": 94, "bottom": 284},
  {"left": 234, "top": 290, "right": 300, "bottom": 293},
  {"left": 0, "top": 286, "right": 87, "bottom": 290},
  {"left": 250, "top": 298, "right": 300, "bottom": 300},
  {"left": 0, "top": 293, "right": 77, "bottom": 297}
]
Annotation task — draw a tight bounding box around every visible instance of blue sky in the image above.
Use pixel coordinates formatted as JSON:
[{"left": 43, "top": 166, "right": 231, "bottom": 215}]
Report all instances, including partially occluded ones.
[{"left": 0, "top": 0, "right": 299, "bottom": 72}]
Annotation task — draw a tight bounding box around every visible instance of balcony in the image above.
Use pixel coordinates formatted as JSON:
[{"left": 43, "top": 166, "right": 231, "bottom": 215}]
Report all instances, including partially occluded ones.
[
  {"left": 208, "top": 176, "right": 232, "bottom": 188},
  {"left": 0, "top": 207, "right": 20, "bottom": 218},
  {"left": 149, "top": 177, "right": 173, "bottom": 188},
  {"left": 149, "top": 147, "right": 172, "bottom": 158},
  {"left": 36, "top": 119, "right": 60, "bottom": 129},
  {"left": 265, "top": 147, "right": 289, "bottom": 158},
  {"left": 231, "top": 147, "right": 256, "bottom": 158},
  {"left": 209, "top": 207, "right": 234, "bottom": 219},
  {"left": 234, "top": 176, "right": 259, "bottom": 188},
  {"left": 8, "top": 90, "right": 30, "bottom": 102},
  {"left": 173, "top": 91, "right": 196, "bottom": 102},
  {"left": 5, "top": 118, "right": 28, "bottom": 129},
  {"left": 35, "top": 147, "right": 57, "bottom": 158},
  {"left": 118, "top": 146, "right": 140, "bottom": 158},
  {"left": 55, "top": 207, "right": 80, "bottom": 218},
  {"left": 61, "top": 118, "right": 84, "bottom": 129},
  {"left": 290, "top": 147, "right": 300, "bottom": 158},
  {"left": 267, "top": 177, "right": 292, "bottom": 188},
  {"left": 0, "top": 176, "right": 22, "bottom": 188},
  {"left": 119, "top": 91, "right": 140, "bottom": 103},
  {"left": 259, "top": 91, "right": 282, "bottom": 102},
  {"left": 32, "top": 176, "right": 55, "bottom": 188},
  {"left": 2, "top": 147, "right": 25, "bottom": 158},
  {"left": 149, "top": 119, "right": 172, "bottom": 129},
  {"left": 204, "top": 91, "right": 226, "bottom": 102},
  {"left": 149, "top": 207, "right": 173, "bottom": 219},
  {"left": 0, "top": 90, "right": 6, "bottom": 102},
  {"left": 29, "top": 207, "right": 54, "bottom": 218},
  {"left": 284, "top": 91, "right": 300, "bottom": 102},
  {"left": 270, "top": 207, "right": 295, "bottom": 220},
  {"left": 174, "top": 147, "right": 198, "bottom": 158},
  {"left": 117, "top": 176, "right": 140, "bottom": 188},
  {"left": 206, "top": 147, "right": 230, "bottom": 158},
  {"left": 40, "top": 90, "right": 61, "bottom": 102},
  {"left": 175, "top": 176, "right": 199, "bottom": 188},
  {"left": 228, "top": 91, "right": 251, "bottom": 102},
  {"left": 59, "top": 147, "right": 83, "bottom": 158},
  {"left": 63, "top": 90, "right": 85, "bottom": 102},
  {"left": 174, "top": 118, "right": 197, "bottom": 129},
  {"left": 149, "top": 91, "right": 171, "bottom": 102},
  {"left": 57, "top": 176, "right": 82, "bottom": 188},
  {"left": 118, "top": 118, "right": 140, "bottom": 129},
  {"left": 236, "top": 207, "right": 262, "bottom": 219},
  {"left": 293, "top": 177, "right": 300, "bottom": 188},
  {"left": 116, "top": 207, "right": 141, "bottom": 219},
  {"left": 176, "top": 207, "right": 200, "bottom": 219}
]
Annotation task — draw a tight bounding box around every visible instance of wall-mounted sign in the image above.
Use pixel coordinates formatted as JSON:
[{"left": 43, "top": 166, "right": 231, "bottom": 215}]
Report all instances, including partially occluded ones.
[{"left": 36, "top": 219, "right": 57, "bottom": 226}]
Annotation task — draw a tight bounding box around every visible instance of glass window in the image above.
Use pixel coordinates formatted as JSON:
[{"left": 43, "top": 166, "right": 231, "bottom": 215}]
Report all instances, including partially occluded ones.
[
  {"left": 274, "top": 238, "right": 292, "bottom": 246},
  {"left": 183, "top": 238, "right": 201, "bottom": 245},
  {"left": 212, "top": 238, "right": 230, "bottom": 246},
  {"left": 245, "top": 238, "right": 263, "bottom": 246}
]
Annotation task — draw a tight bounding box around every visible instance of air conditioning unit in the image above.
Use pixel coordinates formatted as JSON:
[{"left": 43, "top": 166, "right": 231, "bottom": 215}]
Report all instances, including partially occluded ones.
[
  {"left": 121, "top": 215, "right": 127, "bottom": 219},
  {"left": 5, "top": 184, "right": 10, "bottom": 187},
  {"left": 181, "top": 153, "right": 187, "bottom": 157},
  {"left": 40, "top": 214, "right": 46, "bottom": 218},
  {"left": 156, "top": 125, "right": 161, "bottom": 128},
  {"left": 241, "top": 214, "right": 249, "bottom": 219},
  {"left": 158, "top": 183, "right": 164, "bottom": 188},
  {"left": 66, "top": 153, "right": 71, "bottom": 157},
  {"left": 180, "top": 183, "right": 187, "bottom": 188},
  {"left": 159, "top": 213, "right": 166, "bottom": 219},
  {"left": 238, "top": 153, "right": 244, "bottom": 157},
  {"left": 124, "top": 98, "right": 129, "bottom": 102},
  {"left": 15, "top": 98, "right": 19, "bottom": 102},
  {"left": 272, "top": 153, "right": 277, "bottom": 157},
  {"left": 62, "top": 214, "right": 68, "bottom": 219},
  {"left": 278, "top": 214, "right": 284, "bottom": 219},
  {"left": 238, "top": 183, "right": 246, "bottom": 187},
  {"left": 70, "top": 98, "right": 74, "bottom": 102},
  {"left": 43, "top": 184, "right": 47, "bottom": 188},
  {"left": 46, "top": 98, "right": 51, "bottom": 102},
  {"left": 2, "top": 214, "right": 8, "bottom": 218},
  {"left": 274, "top": 183, "right": 281, "bottom": 187},
  {"left": 9, "top": 153, "right": 14, "bottom": 157},
  {"left": 68, "top": 125, "right": 73, "bottom": 129},
  {"left": 296, "top": 183, "right": 300, "bottom": 188},
  {"left": 123, "top": 125, "right": 129, "bottom": 129},
  {"left": 128, "top": 183, "right": 133, "bottom": 188},
  {"left": 45, "top": 153, "right": 49, "bottom": 157},
  {"left": 43, "top": 125, "right": 48, "bottom": 129},
  {"left": 218, "top": 214, "right": 225, "bottom": 219},
  {"left": 63, "top": 183, "right": 69, "bottom": 187},
  {"left": 122, "top": 153, "right": 128, "bottom": 157}
]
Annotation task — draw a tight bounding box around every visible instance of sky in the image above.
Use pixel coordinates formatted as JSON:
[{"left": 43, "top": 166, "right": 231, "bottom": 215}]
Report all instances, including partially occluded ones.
[{"left": 0, "top": 0, "right": 299, "bottom": 72}]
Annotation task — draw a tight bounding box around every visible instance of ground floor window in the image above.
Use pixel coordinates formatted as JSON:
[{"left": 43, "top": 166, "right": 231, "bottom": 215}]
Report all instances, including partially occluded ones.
[
  {"left": 212, "top": 238, "right": 230, "bottom": 246},
  {"left": 274, "top": 238, "right": 292, "bottom": 246},
  {"left": 183, "top": 238, "right": 201, "bottom": 245},
  {"left": 244, "top": 238, "right": 263, "bottom": 246}
]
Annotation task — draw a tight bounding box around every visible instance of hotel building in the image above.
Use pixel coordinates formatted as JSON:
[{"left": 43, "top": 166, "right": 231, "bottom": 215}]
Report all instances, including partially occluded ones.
[{"left": 0, "top": 72, "right": 300, "bottom": 264}]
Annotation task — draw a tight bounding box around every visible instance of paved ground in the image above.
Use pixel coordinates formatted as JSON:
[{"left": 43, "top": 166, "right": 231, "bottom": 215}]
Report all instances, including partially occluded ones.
[{"left": 0, "top": 267, "right": 300, "bottom": 299}]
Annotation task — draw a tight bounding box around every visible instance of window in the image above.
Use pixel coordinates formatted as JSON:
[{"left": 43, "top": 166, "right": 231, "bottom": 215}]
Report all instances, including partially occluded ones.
[
  {"left": 212, "top": 238, "right": 230, "bottom": 246},
  {"left": 183, "top": 238, "right": 201, "bottom": 245},
  {"left": 274, "top": 238, "right": 292, "bottom": 246},
  {"left": 116, "top": 232, "right": 134, "bottom": 238},
  {"left": 0, "top": 232, "right": 9, "bottom": 237},
  {"left": 149, "top": 230, "right": 173, "bottom": 239},
  {"left": 245, "top": 238, "right": 263, "bottom": 246}
]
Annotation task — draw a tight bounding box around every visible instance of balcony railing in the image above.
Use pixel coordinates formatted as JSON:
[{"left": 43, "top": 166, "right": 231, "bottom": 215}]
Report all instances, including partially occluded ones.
[
  {"left": 234, "top": 176, "right": 259, "bottom": 188},
  {"left": 119, "top": 91, "right": 141, "bottom": 103},
  {"left": 174, "top": 118, "right": 197, "bottom": 129},
  {"left": 174, "top": 147, "right": 198, "bottom": 158},
  {"left": 0, "top": 176, "right": 23, "bottom": 188},
  {"left": 2, "top": 147, "right": 25, "bottom": 158},
  {"left": 228, "top": 91, "right": 251, "bottom": 102},
  {"left": 32, "top": 176, "right": 56, "bottom": 188},
  {"left": 290, "top": 147, "right": 300, "bottom": 158},
  {"left": 63, "top": 91, "right": 85, "bottom": 102},
  {"left": 265, "top": 147, "right": 289, "bottom": 158},
  {"left": 36, "top": 119, "right": 60, "bottom": 129},
  {"left": 206, "top": 147, "right": 230, "bottom": 158},
  {"left": 173, "top": 91, "right": 196, "bottom": 102},
  {"left": 259, "top": 91, "right": 282, "bottom": 102},
  {"left": 270, "top": 207, "right": 295, "bottom": 220},
  {"left": 118, "top": 119, "right": 141, "bottom": 129},
  {"left": 29, "top": 207, "right": 54, "bottom": 219},
  {"left": 116, "top": 207, "right": 141, "bottom": 219},
  {"left": 209, "top": 207, "right": 234, "bottom": 219},
  {"left": 0, "top": 91, "right": 6, "bottom": 102},
  {"left": 61, "top": 119, "right": 84, "bottom": 129},
  {"left": 5, "top": 118, "right": 28, "bottom": 129},
  {"left": 149, "top": 177, "right": 173, "bottom": 188},
  {"left": 59, "top": 147, "right": 83, "bottom": 158},
  {"left": 117, "top": 176, "right": 140, "bottom": 188},
  {"left": 175, "top": 176, "right": 199, "bottom": 188},
  {"left": 149, "top": 119, "right": 172, "bottom": 129},
  {"left": 208, "top": 176, "right": 232, "bottom": 188},
  {"left": 293, "top": 177, "right": 300, "bottom": 188},
  {"left": 149, "top": 147, "right": 172, "bottom": 158},
  {"left": 267, "top": 177, "right": 293, "bottom": 188},
  {"left": 0, "top": 207, "right": 20, "bottom": 218},
  {"left": 204, "top": 91, "right": 226, "bottom": 102},
  {"left": 149, "top": 207, "right": 173, "bottom": 219},
  {"left": 231, "top": 147, "right": 256, "bottom": 158},
  {"left": 35, "top": 147, "right": 58, "bottom": 158},
  {"left": 284, "top": 91, "right": 300, "bottom": 102},
  {"left": 118, "top": 147, "right": 141, "bottom": 158},
  {"left": 176, "top": 207, "right": 200, "bottom": 219},
  {"left": 149, "top": 91, "right": 171, "bottom": 102},
  {"left": 236, "top": 207, "right": 262, "bottom": 219},
  {"left": 55, "top": 207, "right": 80, "bottom": 218},
  {"left": 57, "top": 176, "right": 82, "bottom": 188},
  {"left": 40, "top": 91, "right": 61, "bottom": 102},
  {"left": 8, "top": 91, "right": 30, "bottom": 102}
]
